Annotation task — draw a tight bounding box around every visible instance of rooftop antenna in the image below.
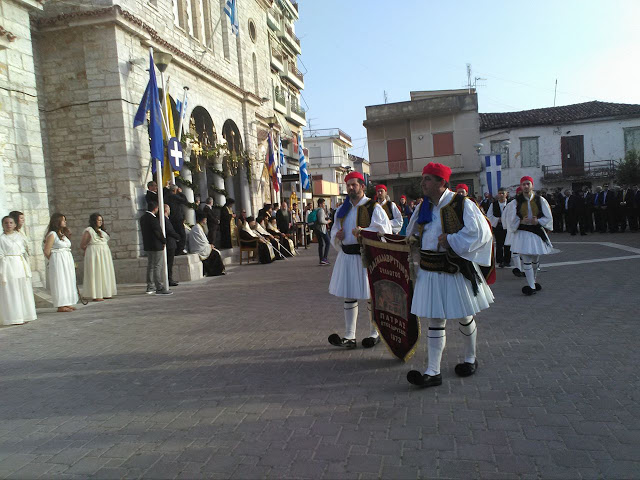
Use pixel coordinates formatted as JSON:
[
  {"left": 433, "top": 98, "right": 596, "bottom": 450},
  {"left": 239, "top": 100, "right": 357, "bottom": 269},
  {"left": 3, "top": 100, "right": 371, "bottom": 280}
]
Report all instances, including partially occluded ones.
[
  {"left": 383, "top": 90, "right": 388, "bottom": 104},
  {"left": 466, "top": 63, "right": 472, "bottom": 93},
  {"left": 554, "top": 79, "right": 558, "bottom": 106}
]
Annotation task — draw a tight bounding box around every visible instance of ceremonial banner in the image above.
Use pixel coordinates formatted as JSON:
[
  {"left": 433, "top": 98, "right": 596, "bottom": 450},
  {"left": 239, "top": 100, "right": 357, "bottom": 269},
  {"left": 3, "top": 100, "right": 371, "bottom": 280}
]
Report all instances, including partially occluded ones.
[{"left": 360, "top": 230, "right": 420, "bottom": 362}]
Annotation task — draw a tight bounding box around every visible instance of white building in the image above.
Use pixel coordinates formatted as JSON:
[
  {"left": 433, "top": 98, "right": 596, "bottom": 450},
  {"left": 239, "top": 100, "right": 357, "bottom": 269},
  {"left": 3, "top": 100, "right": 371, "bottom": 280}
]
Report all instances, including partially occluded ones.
[
  {"left": 303, "top": 128, "right": 353, "bottom": 208},
  {"left": 479, "top": 101, "right": 640, "bottom": 193}
]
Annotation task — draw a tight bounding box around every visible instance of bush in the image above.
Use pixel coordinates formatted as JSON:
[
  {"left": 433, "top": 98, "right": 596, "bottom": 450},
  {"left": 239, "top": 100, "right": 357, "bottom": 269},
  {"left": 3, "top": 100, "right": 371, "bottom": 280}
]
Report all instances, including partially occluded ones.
[{"left": 616, "top": 150, "right": 640, "bottom": 185}]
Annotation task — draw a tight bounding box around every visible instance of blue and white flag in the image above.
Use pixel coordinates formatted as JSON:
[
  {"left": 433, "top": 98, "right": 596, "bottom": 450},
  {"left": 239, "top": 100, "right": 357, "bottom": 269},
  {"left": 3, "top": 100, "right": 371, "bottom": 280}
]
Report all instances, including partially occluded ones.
[
  {"left": 298, "top": 133, "right": 310, "bottom": 190},
  {"left": 484, "top": 154, "right": 502, "bottom": 195},
  {"left": 224, "top": 0, "right": 239, "bottom": 35},
  {"left": 133, "top": 52, "right": 164, "bottom": 173},
  {"left": 278, "top": 134, "right": 286, "bottom": 174}
]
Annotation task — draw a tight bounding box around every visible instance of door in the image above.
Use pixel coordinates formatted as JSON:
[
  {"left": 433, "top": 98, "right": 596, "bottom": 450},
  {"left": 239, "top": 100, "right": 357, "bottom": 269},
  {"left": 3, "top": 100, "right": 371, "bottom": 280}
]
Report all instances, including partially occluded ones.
[{"left": 561, "top": 135, "right": 584, "bottom": 176}]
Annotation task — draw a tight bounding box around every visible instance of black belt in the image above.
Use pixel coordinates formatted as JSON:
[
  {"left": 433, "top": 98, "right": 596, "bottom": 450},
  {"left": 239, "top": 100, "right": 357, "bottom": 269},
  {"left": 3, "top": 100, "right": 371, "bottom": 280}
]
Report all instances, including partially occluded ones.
[
  {"left": 342, "top": 244, "right": 360, "bottom": 255},
  {"left": 419, "top": 250, "right": 481, "bottom": 295}
]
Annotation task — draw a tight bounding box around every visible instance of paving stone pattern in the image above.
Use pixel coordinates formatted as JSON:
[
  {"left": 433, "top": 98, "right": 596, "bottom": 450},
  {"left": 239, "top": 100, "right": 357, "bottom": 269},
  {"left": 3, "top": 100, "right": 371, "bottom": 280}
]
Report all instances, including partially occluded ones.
[{"left": 0, "top": 234, "right": 639, "bottom": 479}]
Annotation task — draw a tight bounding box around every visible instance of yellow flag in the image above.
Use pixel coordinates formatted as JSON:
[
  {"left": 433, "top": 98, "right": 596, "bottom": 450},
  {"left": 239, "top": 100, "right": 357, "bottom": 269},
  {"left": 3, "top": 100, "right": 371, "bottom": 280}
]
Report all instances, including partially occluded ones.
[{"left": 162, "top": 94, "right": 178, "bottom": 186}]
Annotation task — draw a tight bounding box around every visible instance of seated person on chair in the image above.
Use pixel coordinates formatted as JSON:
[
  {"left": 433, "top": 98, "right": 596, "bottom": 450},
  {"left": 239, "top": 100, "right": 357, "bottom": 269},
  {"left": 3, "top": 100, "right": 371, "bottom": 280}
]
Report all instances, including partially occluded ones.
[
  {"left": 267, "top": 217, "right": 297, "bottom": 257},
  {"left": 240, "top": 216, "right": 275, "bottom": 264},
  {"left": 188, "top": 211, "right": 225, "bottom": 276}
]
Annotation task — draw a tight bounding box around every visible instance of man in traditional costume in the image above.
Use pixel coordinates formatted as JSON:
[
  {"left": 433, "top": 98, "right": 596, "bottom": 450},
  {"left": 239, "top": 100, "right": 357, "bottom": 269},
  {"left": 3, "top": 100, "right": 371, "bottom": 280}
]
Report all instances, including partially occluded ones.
[
  {"left": 328, "top": 172, "right": 392, "bottom": 349},
  {"left": 507, "top": 187, "right": 525, "bottom": 277},
  {"left": 239, "top": 216, "right": 275, "bottom": 264},
  {"left": 487, "top": 187, "right": 511, "bottom": 268},
  {"left": 504, "top": 177, "right": 553, "bottom": 295},
  {"left": 405, "top": 163, "right": 494, "bottom": 388},
  {"left": 455, "top": 183, "right": 469, "bottom": 196},
  {"left": 375, "top": 184, "right": 403, "bottom": 234},
  {"left": 220, "top": 198, "right": 237, "bottom": 249}
]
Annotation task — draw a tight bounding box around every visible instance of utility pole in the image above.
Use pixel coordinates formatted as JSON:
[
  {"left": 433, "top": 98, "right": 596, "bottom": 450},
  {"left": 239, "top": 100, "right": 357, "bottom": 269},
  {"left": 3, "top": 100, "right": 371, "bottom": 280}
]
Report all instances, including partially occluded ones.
[
  {"left": 554, "top": 79, "right": 558, "bottom": 106},
  {"left": 383, "top": 90, "right": 388, "bottom": 104},
  {"left": 467, "top": 63, "right": 472, "bottom": 93}
]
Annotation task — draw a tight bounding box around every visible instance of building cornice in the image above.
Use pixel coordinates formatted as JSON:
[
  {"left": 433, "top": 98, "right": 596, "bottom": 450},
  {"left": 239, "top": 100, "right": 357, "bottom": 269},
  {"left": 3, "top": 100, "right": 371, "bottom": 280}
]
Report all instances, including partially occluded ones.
[
  {"left": 10, "top": 0, "right": 44, "bottom": 11},
  {"left": 34, "top": 5, "right": 262, "bottom": 106}
]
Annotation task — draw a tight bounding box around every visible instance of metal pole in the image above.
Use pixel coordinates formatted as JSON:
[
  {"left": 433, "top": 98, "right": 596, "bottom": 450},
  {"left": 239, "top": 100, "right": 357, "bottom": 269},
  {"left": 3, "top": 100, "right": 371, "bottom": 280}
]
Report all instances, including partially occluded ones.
[
  {"left": 298, "top": 133, "right": 307, "bottom": 249},
  {"left": 157, "top": 67, "right": 170, "bottom": 292},
  {"left": 176, "top": 86, "right": 189, "bottom": 142}
]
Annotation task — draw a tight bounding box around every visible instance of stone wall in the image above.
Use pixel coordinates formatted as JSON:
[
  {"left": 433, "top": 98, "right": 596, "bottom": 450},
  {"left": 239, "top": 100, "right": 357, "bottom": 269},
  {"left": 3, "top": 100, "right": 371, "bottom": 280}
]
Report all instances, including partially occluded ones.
[{"left": 0, "top": 0, "right": 49, "bottom": 286}]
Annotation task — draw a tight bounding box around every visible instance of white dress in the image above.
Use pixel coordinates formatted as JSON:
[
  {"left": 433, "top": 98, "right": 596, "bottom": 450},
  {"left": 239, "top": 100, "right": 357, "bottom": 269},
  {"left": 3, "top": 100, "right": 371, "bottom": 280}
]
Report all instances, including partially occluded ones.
[
  {"left": 0, "top": 232, "right": 37, "bottom": 325},
  {"left": 47, "top": 232, "right": 78, "bottom": 308},
  {"left": 82, "top": 227, "right": 117, "bottom": 299},
  {"left": 328, "top": 196, "right": 392, "bottom": 299},
  {"left": 504, "top": 193, "right": 554, "bottom": 255},
  {"left": 406, "top": 189, "right": 494, "bottom": 319}
]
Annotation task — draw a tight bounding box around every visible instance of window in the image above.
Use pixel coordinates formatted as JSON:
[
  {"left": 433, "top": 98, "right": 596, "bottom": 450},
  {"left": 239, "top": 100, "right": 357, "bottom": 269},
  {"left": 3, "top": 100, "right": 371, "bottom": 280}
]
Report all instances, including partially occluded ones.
[
  {"left": 202, "top": 0, "right": 213, "bottom": 49},
  {"left": 387, "top": 138, "right": 407, "bottom": 174},
  {"left": 219, "top": 0, "right": 231, "bottom": 60},
  {"left": 252, "top": 53, "right": 259, "bottom": 96},
  {"left": 624, "top": 127, "right": 640, "bottom": 155},
  {"left": 190, "top": 0, "right": 202, "bottom": 40},
  {"left": 433, "top": 132, "right": 454, "bottom": 157},
  {"left": 520, "top": 137, "right": 539, "bottom": 167},
  {"left": 490, "top": 140, "right": 510, "bottom": 168},
  {"left": 248, "top": 19, "right": 257, "bottom": 43}
]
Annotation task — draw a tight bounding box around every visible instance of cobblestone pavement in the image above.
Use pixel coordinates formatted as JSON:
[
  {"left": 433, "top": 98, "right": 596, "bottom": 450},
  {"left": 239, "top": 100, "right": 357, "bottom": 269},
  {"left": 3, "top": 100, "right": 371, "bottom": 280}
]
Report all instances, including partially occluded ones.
[{"left": 0, "top": 234, "right": 639, "bottom": 479}]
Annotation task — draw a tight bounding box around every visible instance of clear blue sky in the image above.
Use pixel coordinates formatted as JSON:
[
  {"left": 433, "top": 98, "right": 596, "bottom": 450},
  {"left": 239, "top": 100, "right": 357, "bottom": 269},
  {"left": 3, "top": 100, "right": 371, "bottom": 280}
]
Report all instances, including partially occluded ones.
[{"left": 296, "top": 0, "right": 640, "bottom": 159}]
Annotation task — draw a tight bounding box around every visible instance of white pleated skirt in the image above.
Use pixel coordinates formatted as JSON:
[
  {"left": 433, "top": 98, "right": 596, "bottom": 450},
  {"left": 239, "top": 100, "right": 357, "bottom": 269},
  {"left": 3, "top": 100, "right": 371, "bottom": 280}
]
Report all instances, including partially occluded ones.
[
  {"left": 328, "top": 251, "right": 370, "bottom": 300},
  {"left": 511, "top": 230, "right": 553, "bottom": 255},
  {"left": 411, "top": 265, "right": 494, "bottom": 319},
  {"left": 0, "top": 277, "right": 37, "bottom": 325},
  {"left": 505, "top": 229, "right": 514, "bottom": 246},
  {"left": 49, "top": 251, "right": 79, "bottom": 308}
]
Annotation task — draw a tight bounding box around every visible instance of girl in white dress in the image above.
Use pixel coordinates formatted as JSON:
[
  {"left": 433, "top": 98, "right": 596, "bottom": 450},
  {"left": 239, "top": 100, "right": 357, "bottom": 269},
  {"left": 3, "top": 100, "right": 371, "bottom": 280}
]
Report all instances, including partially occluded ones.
[
  {"left": 80, "top": 213, "right": 117, "bottom": 301},
  {"left": 0, "top": 216, "right": 37, "bottom": 325},
  {"left": 43, "top": 213, "right": 78, "bottom": 313}
]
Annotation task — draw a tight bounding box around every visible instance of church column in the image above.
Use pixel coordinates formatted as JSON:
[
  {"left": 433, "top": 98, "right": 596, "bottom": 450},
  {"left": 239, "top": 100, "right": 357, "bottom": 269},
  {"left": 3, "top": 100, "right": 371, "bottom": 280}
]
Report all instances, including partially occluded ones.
[
  {"left": 213, "top": 154, "right": 226, "bottom": 206},
  {"left": 181, "top": 166, "right": 196, "bottom": 225}
]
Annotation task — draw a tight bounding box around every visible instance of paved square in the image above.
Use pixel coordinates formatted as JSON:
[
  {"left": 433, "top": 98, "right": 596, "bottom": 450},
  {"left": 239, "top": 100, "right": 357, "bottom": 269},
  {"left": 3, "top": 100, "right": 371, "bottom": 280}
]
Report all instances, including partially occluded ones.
[{"left": 0, "top": 234, "right": 639, "bottom": 479}]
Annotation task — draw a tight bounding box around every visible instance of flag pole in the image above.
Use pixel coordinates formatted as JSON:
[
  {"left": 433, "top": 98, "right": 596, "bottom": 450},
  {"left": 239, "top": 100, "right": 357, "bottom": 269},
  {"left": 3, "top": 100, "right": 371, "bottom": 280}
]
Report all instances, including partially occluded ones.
[
  {"left": 156, "top": 53, "right": 170, "bottom": 292},
  {"left": 298, "top": 133, "right": 307, "bottom": 249}
]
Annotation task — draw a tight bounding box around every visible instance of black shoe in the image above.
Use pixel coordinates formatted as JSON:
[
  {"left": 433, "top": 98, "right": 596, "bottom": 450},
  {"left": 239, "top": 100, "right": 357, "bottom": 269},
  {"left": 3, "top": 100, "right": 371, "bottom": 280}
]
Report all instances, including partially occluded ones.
[
  {"left": 512, "top": 268, "right": 525, "bottom": 278},
  {"left": 455, "top": 360, "right": 478, "bottom": 377},
  {"left": 362, "top": 336, "right": 380, "bottom": 348},
  {"left": 535, "top": 283, "right": 542, "bottom": 291},
  {"left": 156, "top": 290, "right": 174, "bottom": 295},
  {"left": 407, "top": 371, "right": 442, "bottom": 388},
  {"left": 498, "top": 262, "right": 505, "bottom": 268},
  {"left": 522, "top": 286, "right": 536, "bottom": 296},
  {"left": 169, "top": 281, "right": 179, "bottom": 287},
  {"left": 328, "top": 333, "right": 356, "bottom": 348}
]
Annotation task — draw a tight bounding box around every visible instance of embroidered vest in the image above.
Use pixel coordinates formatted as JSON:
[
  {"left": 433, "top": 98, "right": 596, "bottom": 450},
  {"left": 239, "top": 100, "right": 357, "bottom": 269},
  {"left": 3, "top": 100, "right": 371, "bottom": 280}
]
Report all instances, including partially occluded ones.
[
  {"left": 381, "top": 201, "right": 396, "bottom": 220},
  {"left": 516, "top": 193, "right": 544, "bottom": 220}
]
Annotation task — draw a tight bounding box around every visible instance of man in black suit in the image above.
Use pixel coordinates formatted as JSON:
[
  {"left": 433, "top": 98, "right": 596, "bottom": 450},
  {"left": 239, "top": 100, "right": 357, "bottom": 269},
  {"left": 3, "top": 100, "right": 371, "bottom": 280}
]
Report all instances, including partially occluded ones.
[
  {"left": 568, "top": 190, "right": 587, "bottom": 235},
  {"left": 602, "top": 184, "right": 617, "bottom": 233},
  {"left": 583, "top": 187, "right": 596, "bottom": 233},
  {"left": 166, "top": 184, "right": 188, "bottom": 254},
  {"left": 140, "top": 201, "right": 172, "bottom": 295},
  {"left": 145, "top": 181, "right": 158, "bottom": 208},
  {"left": 553, "top": 188, "right": 565, "bottom": 232},
  {"left": 202, "top": 197, "right": 221, "bottom": 246},
  {"left": 163, "top": 204, "right": 181, "bottom": 287},
  {"left": 479, "top": 192, "right": 492, "bottom": 213},
  {"left": 276, "top": 201, "right": 292, "bottom": 234},
  {"left": 632, "top": 185, "right": 640, "bottom": 232},
  {"left": 618, "top": 185, "right": 633, "bottom": 233},
  {"left": 486, "top": 187, "right": 511, "bottom": 267}
]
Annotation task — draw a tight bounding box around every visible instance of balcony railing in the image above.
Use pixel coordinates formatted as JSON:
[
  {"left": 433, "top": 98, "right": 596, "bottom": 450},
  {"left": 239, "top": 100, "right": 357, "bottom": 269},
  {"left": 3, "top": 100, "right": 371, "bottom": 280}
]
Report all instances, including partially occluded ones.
[
  {"left": 285, "top": 25, "right": 301, "bottom": 47},
  {"left": 541, "top": 159, "right": 617, "bottom": 181},
  {"left": 290, "top": 103, "right": 306, "bottom": 118},
  {"left": 274, "top": 89, "right": 286, "bottom": 107},
  {"left": 305, "top": 128, "right": 352, "bottom": 143},
  {"left": 289, "top": 63, "right": 304, "bottom": 82},
  {"left": 271, "top": 48, "right": 283, "bottom": 64},
  {"left": 369, "top": 154, "right": 464, "bottom": 178}
]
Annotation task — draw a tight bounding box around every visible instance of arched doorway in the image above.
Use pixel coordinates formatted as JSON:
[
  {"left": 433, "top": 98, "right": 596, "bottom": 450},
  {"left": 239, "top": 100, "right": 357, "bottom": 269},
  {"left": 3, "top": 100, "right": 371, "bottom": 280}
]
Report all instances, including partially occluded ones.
[
  {"left": 189, "top": 106, "right": 222, "bottom": 205},
  {"left": 222, "top": 119, "right": 250, "bottom": 215}
]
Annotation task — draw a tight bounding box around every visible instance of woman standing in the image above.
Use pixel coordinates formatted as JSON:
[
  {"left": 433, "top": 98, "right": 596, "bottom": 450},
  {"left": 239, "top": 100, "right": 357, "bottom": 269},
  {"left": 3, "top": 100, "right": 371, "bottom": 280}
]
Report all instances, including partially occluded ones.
[
  {"left": 80, "top": 213, "right": 117, "bottom": 301},
  {"left": 0, "top": 216, "right": 37, "bottom": 325},
  {"left": 43, "top": 213, "right": 78, "bottom": 312}
]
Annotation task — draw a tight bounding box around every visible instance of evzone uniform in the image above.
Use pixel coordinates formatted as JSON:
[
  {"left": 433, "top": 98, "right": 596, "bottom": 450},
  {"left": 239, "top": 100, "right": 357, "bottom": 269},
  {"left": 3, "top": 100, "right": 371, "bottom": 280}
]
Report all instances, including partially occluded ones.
[
  {"left": 504, "top": 176, "right": 554, "bottom": 295},
  {"left": 505, "top": 187, "right": 524, "bottom": 277},
  {"left": 328, "top": 172, "right": 392, "bottom": 348},
  {"left": 406, "top": 163, "right": 494, "bottom": 388},
  {"left": 486, "top": 196, "right": 511, "bottom": 268},
  {"left": 375, "top": 185, "right": 403, "bottom": 234}
]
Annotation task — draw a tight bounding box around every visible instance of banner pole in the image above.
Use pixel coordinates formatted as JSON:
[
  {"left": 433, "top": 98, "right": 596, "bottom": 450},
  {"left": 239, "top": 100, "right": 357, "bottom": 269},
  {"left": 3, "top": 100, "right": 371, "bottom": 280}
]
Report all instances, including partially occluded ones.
[
  {"left": 158, "top": 67, "right": 170, "bottom": 292},
  {"left": 298, "top": 134, "right": 306, "bottom": 249}
]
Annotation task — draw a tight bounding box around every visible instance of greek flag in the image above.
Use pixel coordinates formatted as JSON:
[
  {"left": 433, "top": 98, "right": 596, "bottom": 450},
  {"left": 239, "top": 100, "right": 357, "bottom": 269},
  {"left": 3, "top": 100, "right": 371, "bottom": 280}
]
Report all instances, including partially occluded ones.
[
  {"left": 224, "top": 0, "right": 239, "bottom": 35},
  {"left": 133, "top": 52, "right": 164, "bottom": 173},
  {"left": 485, "top": 154, "right": 502, "bottom": 195},
  {"left": 278, "top": 134, "right": 286, "bottom": 175},
  {"left": 299, "top": 133, "right": 310, "bottom": 190}
]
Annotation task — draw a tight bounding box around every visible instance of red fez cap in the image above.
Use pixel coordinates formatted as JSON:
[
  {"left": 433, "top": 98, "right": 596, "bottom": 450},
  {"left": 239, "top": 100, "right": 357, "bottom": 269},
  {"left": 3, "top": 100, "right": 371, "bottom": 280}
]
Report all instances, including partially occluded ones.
[
  {"left": 400, "top": 195, "right": 407, "bottom": 200},
  {"left": 455, "top": 183, "right": 469, "bottom": 192},
  {"left": 375, "top": 184, "right": 387, "bottom": 191},
  {"left": 520, "top": 176, "right": 534, "bottom": 185},
  {"left": 422, "top": 162, "right": 451, "bottom": 182},
  {"left": 516, "top": 187, "right": 523, "bottom": 194},
  {"left": 344, "top": 171, "right": 364, "bottom": 183}
]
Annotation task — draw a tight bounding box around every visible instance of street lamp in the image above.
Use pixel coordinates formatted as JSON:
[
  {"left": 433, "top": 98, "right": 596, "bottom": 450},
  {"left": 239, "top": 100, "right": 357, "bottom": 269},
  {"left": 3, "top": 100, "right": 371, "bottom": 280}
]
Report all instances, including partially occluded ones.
[{"left": 153, "top": 50, "right": 173, "bottom": 72}]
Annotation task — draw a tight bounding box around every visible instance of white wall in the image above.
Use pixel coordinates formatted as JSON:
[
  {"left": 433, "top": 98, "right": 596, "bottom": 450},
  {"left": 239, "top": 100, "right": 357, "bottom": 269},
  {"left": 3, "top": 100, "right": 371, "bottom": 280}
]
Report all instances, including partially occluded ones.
[{"left": 480, "top": 117, "right": 640, "bottom": 192}]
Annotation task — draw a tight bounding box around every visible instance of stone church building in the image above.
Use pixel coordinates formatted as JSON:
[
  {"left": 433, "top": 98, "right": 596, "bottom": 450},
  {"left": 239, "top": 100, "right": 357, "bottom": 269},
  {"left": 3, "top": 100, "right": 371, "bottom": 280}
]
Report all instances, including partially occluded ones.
[{"left": 1, "top": 0, "right": 306, "bottom": 286}]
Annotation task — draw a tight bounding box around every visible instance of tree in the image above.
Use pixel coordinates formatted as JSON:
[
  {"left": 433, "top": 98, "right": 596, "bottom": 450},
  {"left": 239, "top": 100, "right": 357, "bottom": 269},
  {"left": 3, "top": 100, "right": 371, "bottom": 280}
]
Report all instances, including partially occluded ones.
[{"left": 615, "top": 150, "right": 640, "bottom": 186}]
